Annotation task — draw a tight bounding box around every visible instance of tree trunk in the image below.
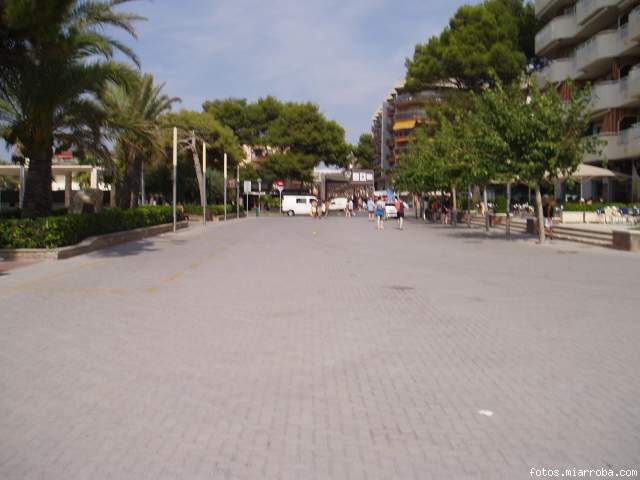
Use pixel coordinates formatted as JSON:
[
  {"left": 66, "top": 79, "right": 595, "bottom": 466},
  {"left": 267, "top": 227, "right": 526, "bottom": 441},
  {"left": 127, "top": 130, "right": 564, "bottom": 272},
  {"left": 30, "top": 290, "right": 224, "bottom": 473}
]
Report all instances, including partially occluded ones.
[
  {"left": 23, "top": 141, "right": 53, "bottom": 216},
  {"left": 535, "top": 184, "right": 545, "bottom": 244},
  {"left": 119, "top": 148, "right": 141, "bottom": 209},
  {"left": 414, "top": 193, "right": 419, "bottom": 219},
  {"left": 506, "top": 181, "right": 512, "bottom": 240},
  {"left": 189, "top": 132, "right": 206, "bottom": 210},
  {"left": 451, "top": 185, "right": 457, "bottom": 227},
  {"left": 483, "top": 185, "right": 489, "bottom": 232}
]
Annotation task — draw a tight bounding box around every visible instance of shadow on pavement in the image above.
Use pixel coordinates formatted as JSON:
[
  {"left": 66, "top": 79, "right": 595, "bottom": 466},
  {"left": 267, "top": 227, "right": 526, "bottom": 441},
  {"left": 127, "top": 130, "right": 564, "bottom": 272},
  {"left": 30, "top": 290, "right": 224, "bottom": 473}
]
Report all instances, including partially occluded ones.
[{"left": 89, "top": 239, "right": 159, "bottom": 258}]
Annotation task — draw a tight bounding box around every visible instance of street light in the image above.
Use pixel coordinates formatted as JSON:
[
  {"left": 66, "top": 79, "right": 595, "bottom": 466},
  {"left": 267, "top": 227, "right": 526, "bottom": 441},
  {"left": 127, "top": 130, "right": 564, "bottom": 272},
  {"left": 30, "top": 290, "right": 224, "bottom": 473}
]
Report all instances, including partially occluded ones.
[{"left": 257, "top": 177, "right": 262, "bottom": 217}]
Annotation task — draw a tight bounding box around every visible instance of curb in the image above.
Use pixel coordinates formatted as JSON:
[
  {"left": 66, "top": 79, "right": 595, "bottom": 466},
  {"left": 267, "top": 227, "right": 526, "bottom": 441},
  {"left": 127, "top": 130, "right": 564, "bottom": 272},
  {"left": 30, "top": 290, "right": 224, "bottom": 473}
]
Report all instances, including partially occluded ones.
[{"left": 0, "top": 221, "right": 189, "bottom": 261}]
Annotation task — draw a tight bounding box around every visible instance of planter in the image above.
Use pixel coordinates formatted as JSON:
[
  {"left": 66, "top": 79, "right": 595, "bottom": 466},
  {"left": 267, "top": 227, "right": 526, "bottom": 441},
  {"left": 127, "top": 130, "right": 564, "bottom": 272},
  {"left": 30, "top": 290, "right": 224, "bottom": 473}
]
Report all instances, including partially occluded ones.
[
  {"left": 0, "top": 221, "right": 188, "bottom": 261},
  {"left": 612, "top": 230, "right": 640, "bottom": 252},
  {"left": 560, "top": 211, "right": 601, "bottom": 223}
]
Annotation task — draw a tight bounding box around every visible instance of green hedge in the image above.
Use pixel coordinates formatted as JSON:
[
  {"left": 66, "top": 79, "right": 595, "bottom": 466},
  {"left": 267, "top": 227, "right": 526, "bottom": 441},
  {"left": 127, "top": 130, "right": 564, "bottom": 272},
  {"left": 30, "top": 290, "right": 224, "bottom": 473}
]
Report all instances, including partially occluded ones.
[
  {"left": 561, "top": 202, "right": 639, "bottom": 212},
  {"left": 0, "top": 206, "right": 183, "bottom": 249},
  {"left": 183, "top": 204, "right": 241, "bottom": 216}
]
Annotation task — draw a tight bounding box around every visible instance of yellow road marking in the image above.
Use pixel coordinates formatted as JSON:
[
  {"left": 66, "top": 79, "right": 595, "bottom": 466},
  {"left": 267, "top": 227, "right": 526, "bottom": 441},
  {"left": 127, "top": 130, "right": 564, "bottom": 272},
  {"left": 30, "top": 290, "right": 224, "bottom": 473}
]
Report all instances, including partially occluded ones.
[{"left": 12, "top": 260, "right": 106, "bottom": 292}]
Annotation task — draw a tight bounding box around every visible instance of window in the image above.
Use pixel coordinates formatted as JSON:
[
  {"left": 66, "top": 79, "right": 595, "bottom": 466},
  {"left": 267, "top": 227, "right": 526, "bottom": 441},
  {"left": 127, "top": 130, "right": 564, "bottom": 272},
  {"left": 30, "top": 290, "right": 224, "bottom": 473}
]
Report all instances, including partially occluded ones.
[{"left": 296, "top": 198, "right": 307, "bottom": 204}]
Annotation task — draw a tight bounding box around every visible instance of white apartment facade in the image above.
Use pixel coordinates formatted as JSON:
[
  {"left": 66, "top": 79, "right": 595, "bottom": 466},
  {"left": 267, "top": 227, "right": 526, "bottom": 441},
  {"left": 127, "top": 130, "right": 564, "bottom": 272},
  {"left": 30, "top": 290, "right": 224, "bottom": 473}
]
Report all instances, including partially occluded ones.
[{"left": 535, "top": 0, "right": 640, "bottom": 201}]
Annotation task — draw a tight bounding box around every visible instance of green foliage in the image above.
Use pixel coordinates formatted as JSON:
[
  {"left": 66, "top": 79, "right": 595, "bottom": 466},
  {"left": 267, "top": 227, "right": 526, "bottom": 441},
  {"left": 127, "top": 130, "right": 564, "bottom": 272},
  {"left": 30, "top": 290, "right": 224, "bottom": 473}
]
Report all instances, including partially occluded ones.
[
  {"left": 103, "top": 73, "right": 180, "bottom": 208},
  {"left": 0, "top": 206, "right": 183, "bottom": 249},
  {"left": 161, "top": 110, "right": 243, "bottom": 166},
  {"left": 0, "top": 0, "right": 143, "bottom": 215},
  {"left": 266, "top": 102, "right": 350, "bottom": 168},
  {"left": 202, "top": 96, "right": 283, "bottom": 145},
  {"left": 478, "top": 81, "right": 600, "bottom": 186},
  {"left": 203, "top": 97, "right": 350, "bottom": 181},
  {"left": 492, "top": 196, "right": 507, "bottom": 213},
  {"left": 182, "top": 204, "right": 239, "bottom": 216},
  {"left": 405, "top": 0, "right": 535, "bottom": 91},
  {"left": 561, "top": 202, "right": 639, "bottom": 212},
  {"left": 353, "top": 133, "right": 375, "bottom": 169}
]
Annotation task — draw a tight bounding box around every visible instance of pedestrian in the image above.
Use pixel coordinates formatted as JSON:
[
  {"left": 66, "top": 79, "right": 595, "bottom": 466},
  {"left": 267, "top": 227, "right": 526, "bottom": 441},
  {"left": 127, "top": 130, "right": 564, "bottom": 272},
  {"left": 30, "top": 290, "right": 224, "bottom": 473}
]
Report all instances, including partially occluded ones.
[
  {"left": 324, "top": 199, "right": 330, "bottom": 218},
  {"left": 320, "top": 199, "right": 326, "bottom": 219},
  {"left": 347, "top": 198, "right": 354, "bottom": 218},
  {"left": 375, "top": 196, "right": 385, "bottom": 230},
  {"left": 367, "top": 197, "right": 375, "bottom": 221},
  {"left": 543, "top": 196, "right": 555, "bottom": 239},
  {"left": 310, "top": 199, "right": 317, "bottom": 218},
  {"left": 395, "top": 197, "right": 405, "bottom": 230}
]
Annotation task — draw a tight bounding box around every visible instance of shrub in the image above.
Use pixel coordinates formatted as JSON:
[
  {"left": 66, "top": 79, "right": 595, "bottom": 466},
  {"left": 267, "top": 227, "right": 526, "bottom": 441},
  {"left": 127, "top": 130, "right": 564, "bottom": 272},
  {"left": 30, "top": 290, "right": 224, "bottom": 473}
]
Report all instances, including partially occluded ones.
[
  {"left": 0, "top": 206, "right": 183, "bottom": 249},
  {"left": 183, "top": 204, "right": 242, "bottom": 216},
  {"left": 491, "top": 196, "right": 508, "bottom": 214}
]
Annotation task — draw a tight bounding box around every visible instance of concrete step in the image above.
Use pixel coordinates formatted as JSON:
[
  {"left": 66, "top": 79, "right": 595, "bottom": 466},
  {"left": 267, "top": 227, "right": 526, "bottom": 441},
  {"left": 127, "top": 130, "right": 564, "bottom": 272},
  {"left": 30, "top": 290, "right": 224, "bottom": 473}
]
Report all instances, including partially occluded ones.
[{"left": 468, "top": 217, "right": 613, "bottom": 247}]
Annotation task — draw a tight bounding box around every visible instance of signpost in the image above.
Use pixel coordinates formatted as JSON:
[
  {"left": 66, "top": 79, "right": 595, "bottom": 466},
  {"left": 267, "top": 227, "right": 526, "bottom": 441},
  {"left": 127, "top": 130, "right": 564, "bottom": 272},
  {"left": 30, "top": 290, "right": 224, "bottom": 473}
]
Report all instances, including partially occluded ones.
[
  {"left": 276, "top": 180, "right": 284, "bottom": 214},
  {"left": 172, "top": 128, "right": 177, "bottom": 233},
  {"left": 223, "top": 153, "right": 228, "bottom": 222},
  {"left": 244, "top": 180, "right": 251, "bottom": 216}
]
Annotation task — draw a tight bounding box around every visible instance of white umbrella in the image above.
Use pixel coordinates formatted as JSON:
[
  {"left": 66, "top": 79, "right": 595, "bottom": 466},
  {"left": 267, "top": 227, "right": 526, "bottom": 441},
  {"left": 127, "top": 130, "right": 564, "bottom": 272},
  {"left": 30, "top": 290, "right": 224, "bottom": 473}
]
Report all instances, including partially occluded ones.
[{"left": 557, "top": 163, "right": 617, "bottom": 180}]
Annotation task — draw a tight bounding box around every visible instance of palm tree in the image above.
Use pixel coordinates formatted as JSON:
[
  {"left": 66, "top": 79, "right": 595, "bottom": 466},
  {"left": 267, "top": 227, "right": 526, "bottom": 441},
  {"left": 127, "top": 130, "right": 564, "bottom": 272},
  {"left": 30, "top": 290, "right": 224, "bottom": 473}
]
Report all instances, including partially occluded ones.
[
  {"left": 102, "top": 73, "right": 180, "bottom": 208},
  {"left": 0, "top": 0, "right": 143, "bottom": 216}
]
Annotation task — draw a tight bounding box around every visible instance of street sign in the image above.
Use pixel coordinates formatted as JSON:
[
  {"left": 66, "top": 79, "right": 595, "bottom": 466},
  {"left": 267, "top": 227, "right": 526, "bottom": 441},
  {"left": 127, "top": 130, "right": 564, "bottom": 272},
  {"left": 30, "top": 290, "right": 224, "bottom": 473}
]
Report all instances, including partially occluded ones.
[{"left": 244, "top": 180, "right": 252, "bottom": 193}]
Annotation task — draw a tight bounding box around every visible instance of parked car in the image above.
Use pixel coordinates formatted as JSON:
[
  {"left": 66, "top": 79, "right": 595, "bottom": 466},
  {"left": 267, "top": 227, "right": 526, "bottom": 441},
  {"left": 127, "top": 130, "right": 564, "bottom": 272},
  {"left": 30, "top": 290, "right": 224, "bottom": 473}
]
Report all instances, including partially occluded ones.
[
  {"left": 282, "top": 195, "right": 317, "bottom": 216},
  {"left": 385, "top": 203, "right": 397, "bottom": 218},
  {"left": 329, "top": 197, "right": 348, "bottom": 211}
]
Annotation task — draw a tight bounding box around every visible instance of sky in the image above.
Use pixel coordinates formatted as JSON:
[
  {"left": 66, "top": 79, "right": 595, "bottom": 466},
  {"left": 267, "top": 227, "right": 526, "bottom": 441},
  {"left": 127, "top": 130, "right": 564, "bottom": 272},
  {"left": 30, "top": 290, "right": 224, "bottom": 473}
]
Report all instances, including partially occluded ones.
[{"left": 114, "top": 0, "right": 471, "bottom": 144}]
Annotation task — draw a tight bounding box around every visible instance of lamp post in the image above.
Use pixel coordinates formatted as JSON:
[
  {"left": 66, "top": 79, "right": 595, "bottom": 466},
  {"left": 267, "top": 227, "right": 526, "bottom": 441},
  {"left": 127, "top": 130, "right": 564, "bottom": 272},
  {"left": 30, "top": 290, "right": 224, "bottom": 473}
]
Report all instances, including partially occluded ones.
[
  {"left": 223, "top": 153, "right": 228, "bottom": 221},
  {"left": 257, "top": 177, "right": 262, "bottom": 217},
  {"left": 202, "top": 141, "right": 207, "bottom": 226},
  {"left": 172, "top": 127, "right": 177, "bottom": 233}
]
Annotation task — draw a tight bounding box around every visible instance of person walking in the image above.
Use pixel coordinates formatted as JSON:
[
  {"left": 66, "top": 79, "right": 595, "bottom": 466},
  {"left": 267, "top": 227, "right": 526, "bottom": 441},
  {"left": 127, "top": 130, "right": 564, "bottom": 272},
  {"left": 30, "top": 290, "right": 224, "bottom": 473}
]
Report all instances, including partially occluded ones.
[
  {"left": 543, "top": 196, "right": 555, "bottom": 240},
  {"left": 367, "top": 197, "right": 375, "bottom": 221},
  {"left": 375, "top": 196, "right": 385, "bottom": 230},
  {"left": 347, "top": 198, "right": 354, "bottom": 218},
  {"left": 395, "top": 197, "right": 405, "bottom": 230}
]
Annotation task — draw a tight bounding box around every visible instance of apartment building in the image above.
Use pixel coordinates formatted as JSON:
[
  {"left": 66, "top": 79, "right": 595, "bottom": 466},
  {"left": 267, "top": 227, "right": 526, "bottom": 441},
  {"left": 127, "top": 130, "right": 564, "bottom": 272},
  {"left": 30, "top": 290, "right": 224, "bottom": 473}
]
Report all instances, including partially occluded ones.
[
  {"left": 371, "top": 81, "right": 446, "bottom": 188},
  {"left": 535, "top": 0, "right": 640, "bottom": 201}
]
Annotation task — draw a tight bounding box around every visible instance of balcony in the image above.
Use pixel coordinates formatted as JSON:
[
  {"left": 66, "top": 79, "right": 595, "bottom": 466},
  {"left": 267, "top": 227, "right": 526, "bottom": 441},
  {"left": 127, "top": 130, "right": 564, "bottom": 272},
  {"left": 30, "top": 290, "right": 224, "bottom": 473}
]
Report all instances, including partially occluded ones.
[
  {"left": 575, "top": 27, "right": 640, "bottom": 78},
  {"left": 535, "top": 12, "right": 578, "bottom": 56},
  {"left": 629, "top": 6, "right": 640, "bottom": 41},
  {"left": 590, "top": 66, "right": 640, "bottom": 112},
  {"left": 536, "top": 0, "right": 576, "bottom": 22},
  {"left": 535, "top": 57, "right": 577, "bottom": 88},
  {"left": 395, "top": 92, "right": 439, "bottom": 107},
  {"left": 584, "top": 125, "right": 640, "bottom": 162},
  {"left": 576, "top": 0, "right": 618, "bottom": 27}
]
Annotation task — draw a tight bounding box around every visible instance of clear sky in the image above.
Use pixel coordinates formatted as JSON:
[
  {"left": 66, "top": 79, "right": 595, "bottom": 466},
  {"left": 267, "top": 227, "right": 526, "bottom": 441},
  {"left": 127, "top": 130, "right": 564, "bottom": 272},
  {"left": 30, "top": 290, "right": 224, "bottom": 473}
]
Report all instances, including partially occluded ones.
[
  {"left": 117, "top": 0, "right": 472, "bottom": 144},
  {"left": 0, "top": 0, "right": 472, "bottom": 161}
]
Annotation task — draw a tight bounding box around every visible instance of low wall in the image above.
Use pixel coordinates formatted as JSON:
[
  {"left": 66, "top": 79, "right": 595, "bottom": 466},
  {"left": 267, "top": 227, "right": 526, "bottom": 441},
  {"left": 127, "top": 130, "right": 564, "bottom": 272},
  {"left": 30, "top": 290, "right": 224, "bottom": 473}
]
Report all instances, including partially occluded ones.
[
  {"left": 560, "top": 211, "right": 600, "bottom": 224},
  {"left": 612, "top": 230, "right": 640, "bottom": 252},
  {"left": 0, "top": 221, "right": 189, "bottom": 261}
]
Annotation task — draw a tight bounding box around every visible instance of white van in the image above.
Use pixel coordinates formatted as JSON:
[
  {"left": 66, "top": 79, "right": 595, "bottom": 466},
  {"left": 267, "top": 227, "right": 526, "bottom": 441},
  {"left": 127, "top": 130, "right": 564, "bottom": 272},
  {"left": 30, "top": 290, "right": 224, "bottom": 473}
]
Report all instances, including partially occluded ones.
[
  {"left": 329, "top": 197, "right": 348, "bottom": 212},
  {"left": 282, "top": 195, "right": 317, "bottom": 216}
]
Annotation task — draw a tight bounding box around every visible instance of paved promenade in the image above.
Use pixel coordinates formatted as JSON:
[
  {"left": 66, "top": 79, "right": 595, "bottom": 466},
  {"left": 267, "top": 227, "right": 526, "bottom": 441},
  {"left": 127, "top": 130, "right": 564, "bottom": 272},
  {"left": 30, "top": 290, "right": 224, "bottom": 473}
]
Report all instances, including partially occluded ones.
[{"left": 1, "top": 215, "right": 639, "bottom": 479}]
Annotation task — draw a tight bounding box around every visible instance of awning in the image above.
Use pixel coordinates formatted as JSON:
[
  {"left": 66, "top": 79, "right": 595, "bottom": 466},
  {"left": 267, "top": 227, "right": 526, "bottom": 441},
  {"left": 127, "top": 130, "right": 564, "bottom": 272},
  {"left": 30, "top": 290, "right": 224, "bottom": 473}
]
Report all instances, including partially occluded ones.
[
  {"left": 556, "top": 164, "right": 617, "bottom": 180},
  {"left": 393, "top": 119, "right": 417, "bottom": 131}
]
